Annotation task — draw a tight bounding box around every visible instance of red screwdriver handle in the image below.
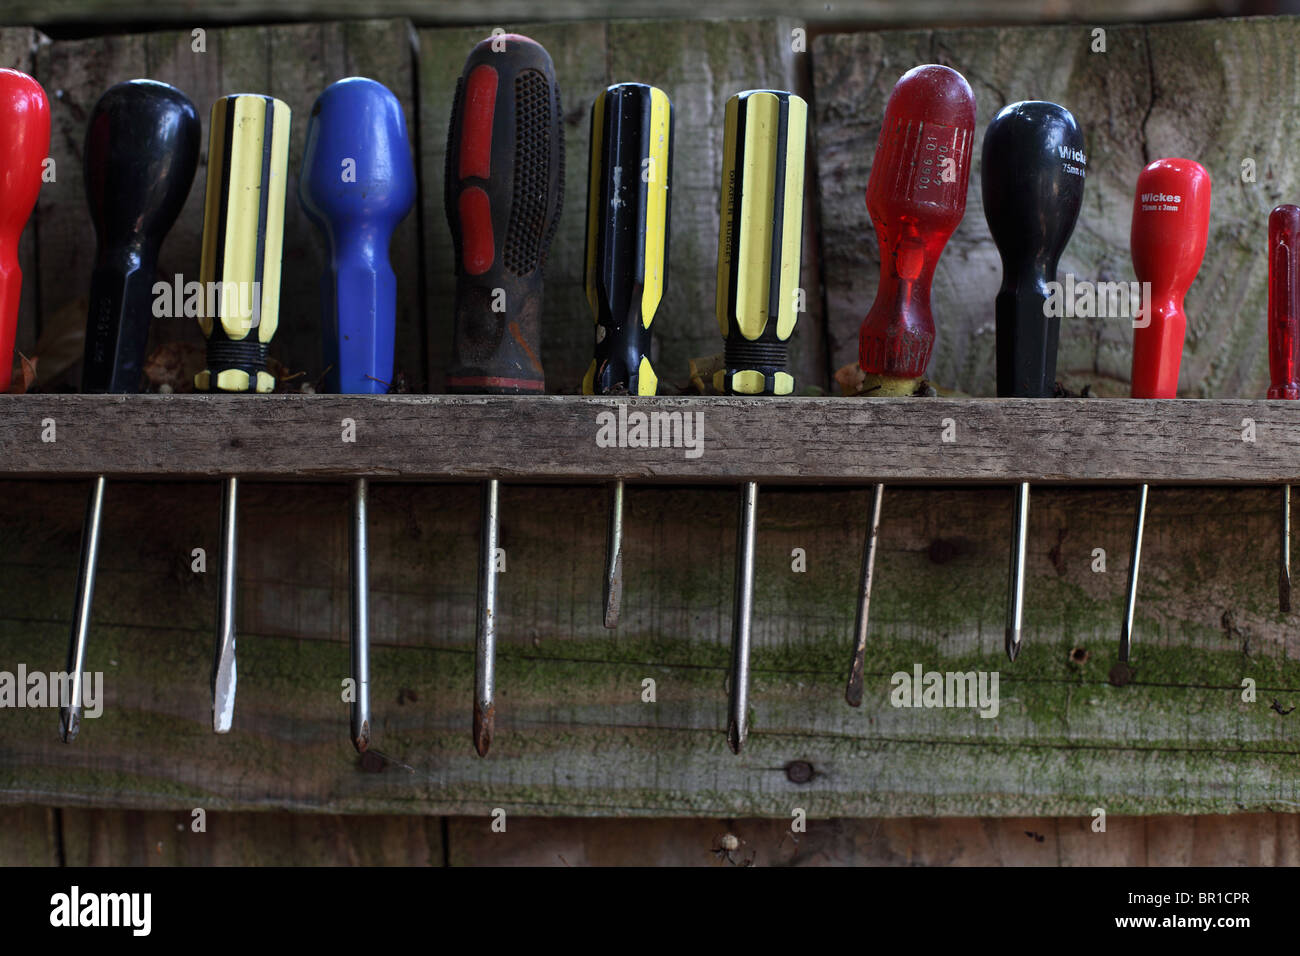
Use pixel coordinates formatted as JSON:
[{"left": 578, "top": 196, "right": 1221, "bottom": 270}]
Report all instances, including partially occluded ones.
[
  {"left": 1268, "top": 204, "right": 1300, "bottom": 400},
  {"left": 1129, "top": 158, "right": 1211, "bottom": 399},
  {"left": 0, "top": 69, "right": 49, "bottom": 393},
  {"left": 858, "top": 65, "right": 975, "bottom": 392}
]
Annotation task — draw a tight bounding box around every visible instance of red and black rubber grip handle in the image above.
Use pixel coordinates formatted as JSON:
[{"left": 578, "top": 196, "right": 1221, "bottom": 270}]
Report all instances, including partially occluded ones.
[{"left": 444, "top": 34, "right": 565, "bottom": 394}]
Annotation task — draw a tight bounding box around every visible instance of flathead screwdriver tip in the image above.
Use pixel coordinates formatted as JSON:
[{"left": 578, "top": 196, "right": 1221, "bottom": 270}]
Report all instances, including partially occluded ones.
[
  {"left": 602, "top": 555, "right": 622, "bottom": 630},
  {"left": 212, "top": 658, "right": 236, "bottom": 734},
  {"left": 473, "top": 704, "right": 494, "bottom": 758},
  {"left": 58, "top": 710, "right": 79, "bottom": 744}
]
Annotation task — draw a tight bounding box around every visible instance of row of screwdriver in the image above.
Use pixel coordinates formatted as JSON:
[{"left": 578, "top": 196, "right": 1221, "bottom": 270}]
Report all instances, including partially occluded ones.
[{"left": 0, "top": 33, "right": 1291, "bottom": 757}]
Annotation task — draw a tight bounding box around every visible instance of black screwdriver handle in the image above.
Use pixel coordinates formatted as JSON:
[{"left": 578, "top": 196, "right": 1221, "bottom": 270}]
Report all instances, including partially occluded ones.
[
  {"left": 444, "top": 34, "right": 565, "bottom": 394},
  {"left": 82, "top": 79, "right": 200, "bottom": 394},
  {"left": 582, "top": 82, "right": 674, "bottom": 397},
  {"left": 981, "top": 100, "right": 1086, "bottom": 398}
]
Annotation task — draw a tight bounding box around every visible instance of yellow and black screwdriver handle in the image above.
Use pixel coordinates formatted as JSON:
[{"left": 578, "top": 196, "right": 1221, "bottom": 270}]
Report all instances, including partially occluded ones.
[
  {"left": 581, "top": 83, "right": 673, "bottom": 396},
  {"left": 195, "top": 93, "right": 291, "bottom": 393},
  {"left": 714, "top": 89, "right": 807, "bottom": 396}
]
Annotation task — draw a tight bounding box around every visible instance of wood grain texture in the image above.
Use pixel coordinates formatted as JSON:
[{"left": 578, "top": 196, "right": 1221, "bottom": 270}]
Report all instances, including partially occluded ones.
[
  {"left": 0, "top": 0, "right": 1233, "bottom": 28},
  {"left": 5, "top": 807, "right": 1298, "bottom": 864},
  {"left": 418, "top": 19, "right": 824, "bottom": 394},
  {"left": 56, "top": 807, "right": 443, "bottom": 865},
  {"left": 813, "top": 16, "right": 1300, "bottom": 400},
  {"left": 1, "top": 477, "right": 1298, "bottom": 817},
  {"left": 0, "top": 394, "right": 1297, "bottom": 482},
  {"left": 31, "top": 20, "right": 421, "bottom": 391}
]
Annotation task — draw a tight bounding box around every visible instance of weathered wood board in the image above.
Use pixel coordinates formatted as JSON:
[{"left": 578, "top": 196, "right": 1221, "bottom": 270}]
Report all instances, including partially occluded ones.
[
  {"left": 1, "top": 0, "right": 1230, "bottom": 29},
  {"left": 1, "top": 394, "right": 1300, "bottom": 484},
  {"left": 31, "top": 20, "right": 422, "bottom": 391},
  {"left": 5, "top": 806, "right": 1297, "bottom": 865},
  {"left": 418, "top": 19, "right": 824, "bottom": 394},
  {"left": 814, "top": 16, "right": 1300, "bottom": 400},
  {"left": 0, "top": 477, "right": 1296, "bottom": 817}
]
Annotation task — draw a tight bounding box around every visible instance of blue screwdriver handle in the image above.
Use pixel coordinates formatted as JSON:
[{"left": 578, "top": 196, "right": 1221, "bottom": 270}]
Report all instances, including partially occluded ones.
[{"left": 300, "top": 77, "right": 416, "bottom": 394}]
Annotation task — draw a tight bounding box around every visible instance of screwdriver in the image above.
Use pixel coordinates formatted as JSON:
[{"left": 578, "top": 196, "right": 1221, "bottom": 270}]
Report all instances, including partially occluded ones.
[
  {"left": 60, "top": 80, "right": 200, "bottom": 742},
  {"left": 846, "top": 65, "right": 973, "bottom": 706},
  {"left": 581, "top": 82, "right": 674, "bottom": 629},
  {"left": 301, "top": 77, "right": 416, "bottom": 752},
  {"left": 1267, "top": 204, "right": 1299, "bottom": 613},
  {"left": 0, "top": 70, "right": 49, "bottom": 393},
  {"left": 445, "top": 34, "right": 564, "bottom": 756},
  {"left": 713, "top": 89, "right": 807, "bottom": 752},
  {"left": 982, "top": 101, "right": 1086, "bottom": 662},
  {"left": 196, "top": 93, "right": 291, "bottom": 734},
  {"left": 1121, "top": 158, "right": 1211, "bottom": 664}
]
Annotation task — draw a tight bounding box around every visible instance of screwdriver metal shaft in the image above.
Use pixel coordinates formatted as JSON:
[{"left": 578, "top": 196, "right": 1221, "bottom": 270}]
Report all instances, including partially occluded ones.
[
  {"left": 603, "top": 480, "right": 625, "bottom": 628},
  {"left": 845, "top": 482, "right": 884, "bottom": 707},
  {"left": 1281, "top": 485, "right": 1292, "bottom": 613},
  {"left": 727, "top": 481, "right": 758, "bottom": 753},
  {"left": 1119, "top": 482, "right": 1148, "bottom": 664},
  {"left": 351, "top": 478, "right": 371, "bottom": 749},
  {"left": 60, "top": 476, "right": 105, "bottom": 741},
  {"left": 474, "top": 479, "right": 500, "bottom": 755},
  {"left": 1006, "top": 481, "right": 1029, "bottom": 661},
  {"left": 212, "top": 477, "right": 238, "bottom": 732}
]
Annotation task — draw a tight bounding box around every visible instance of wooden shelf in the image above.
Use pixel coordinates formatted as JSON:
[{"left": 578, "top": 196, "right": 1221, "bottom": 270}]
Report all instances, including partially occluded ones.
[{"left": 0, "top": 394, "right": 1294, "bottom": 483}]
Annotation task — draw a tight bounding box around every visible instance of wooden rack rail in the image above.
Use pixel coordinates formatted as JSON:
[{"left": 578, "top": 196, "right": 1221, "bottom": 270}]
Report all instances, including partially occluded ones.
[{"left": 0, "top": 395, "right": 1297, "bottom": 483}]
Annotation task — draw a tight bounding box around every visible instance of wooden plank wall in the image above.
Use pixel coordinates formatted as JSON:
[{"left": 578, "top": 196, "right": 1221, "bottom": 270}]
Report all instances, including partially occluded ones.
[
  {"left": 814, "top": 17, "right": 1300, "bottom": 399},
  {"left": 1, "top": 14, "right": 1299, "bottom": 855},
  {"left": 0, "top": 0, "right": 1240, "bottom": 30},
  {"left": 7, "top": 807, "right": 1300, "bottom": 865}
]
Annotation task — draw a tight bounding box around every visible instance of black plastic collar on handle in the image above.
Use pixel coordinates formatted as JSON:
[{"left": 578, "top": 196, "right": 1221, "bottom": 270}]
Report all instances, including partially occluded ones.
[
  {"left": 81, "top": 79, "right": 200, "bottom": 394},
  {"left": 981, "top": 100, "right": 1086, "bottom": 398}
]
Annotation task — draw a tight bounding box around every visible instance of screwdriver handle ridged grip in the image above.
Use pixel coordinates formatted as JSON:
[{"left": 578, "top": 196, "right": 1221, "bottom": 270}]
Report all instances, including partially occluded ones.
[
  {"left": 1268, "top": 204, "right": 1300, "bottom": 400},
  {"left": 195, "top": 94, "right": 291, "bottom": 394},
  {"left": 582, "top": 83, "right": 673, "bottom": 397},
  {"left": 982, "top": 100, "right": 1086, "bottom": 398},
  {"left": 713, "top": 89, "right": 808, "bottom": 396},
  {"left": 445, "top": 34, "right": 565, "bottom": 394},
  {"left": 82, "top": 80, "right": 200, "bottom": 394},
  {"left": 1129, "top": 158, "right": 1211, "bottom": 399},
  {"left": 858, "top": 65, "right": 974, "bottom": 395},
  {"left": 301, "top": 77, "right": 416, "bottom": 396},
  {"left": 0, "top": 70, "right": 49, "bottom": 394}
]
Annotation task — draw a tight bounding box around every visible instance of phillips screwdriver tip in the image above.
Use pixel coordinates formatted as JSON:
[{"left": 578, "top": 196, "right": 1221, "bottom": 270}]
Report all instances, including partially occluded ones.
[
  {"left": 353, "top": 722, "right": 371, "bottom": 755},
  {"left": 473, "top": 704, "right": 494, "bottom": 758},
  {"left": 844, "top": 671, "right": 865, "bottom": 709},
  {"left": 1005, "top": 631, "right": 1021, "bottom": 663},
  {"left": 726, "top": 720, "right": 744, "bottom": 755}
]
